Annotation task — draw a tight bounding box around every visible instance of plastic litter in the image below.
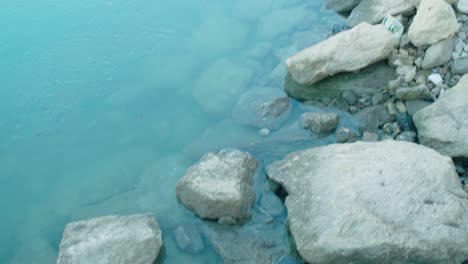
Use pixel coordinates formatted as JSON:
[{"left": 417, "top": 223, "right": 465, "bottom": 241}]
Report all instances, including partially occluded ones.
[
  {"left": 428, "top": 73, "right": 443, "bottom": 86},
  {"left": 382, "top": 15, "right": 404, "bottom": 38}
]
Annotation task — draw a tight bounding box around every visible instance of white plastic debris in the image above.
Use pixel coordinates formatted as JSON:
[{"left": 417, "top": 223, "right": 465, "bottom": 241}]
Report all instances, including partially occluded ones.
[
  {"left": 382, "top": 15, "right": 404, "bottom": 38},
  {"left": 428, "top": 73, "right": 443, "bottom": 86}
]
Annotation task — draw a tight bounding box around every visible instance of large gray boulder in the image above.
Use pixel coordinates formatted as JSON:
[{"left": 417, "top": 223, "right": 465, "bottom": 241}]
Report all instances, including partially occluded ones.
[
  {"left": 413, "top": 75, "right": 468, "bottom": 159},
  {"left": 325, "top": 0, "right": 361, "bottom": 13},
  {"left": 176, "top": 149, "right": 259, "bottom": 221},
  {"left": 266, "top": 141, "right": 468, "bottom": 264},
  {"left": 408, "top": 0, "right": 458, "bottom": 47},
  {"left": 57, "top": 214, "right": 163, "bottom": 264},
  {"left": 347, "top": 0, "right": 417, "bottom": 27},
  {"left": 285, "top": 23, "right": 394, "bottom": 85}
]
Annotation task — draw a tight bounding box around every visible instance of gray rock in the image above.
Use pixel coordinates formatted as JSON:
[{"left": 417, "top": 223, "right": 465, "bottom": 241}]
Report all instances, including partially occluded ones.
[
  {"left": 347, "top": 0, "right": 416, "bottom": 27},
  {"left": 408, "top": 0, "right": 458, "bottom": 47},
  {"left": 204, "top": 225, "right": 289, "bottom": 264},
  {"left": 266, "top": 141, "right": 468, "bottom": 264},
  {"left": 387, "top": 101, "right": 398, "bottom": 115},
  {"left": 342, "top": 90, "right": 357, "bottom": 105},
  {"left": 232, "top": 87, "right": 290, "bottom": 129},
  {"left": 286, "top": 23, "right": 394, "bottom": 85},
  {"left": 355, "top": 105, "right": 394, "bottom": 132},
  {"left": 57, "top": 214, "right": 163, "bottom": 264},
  {"left": 176, "top": 149, "right": 259, "bottom": 220},
  {"left": 336, "top": 127, "right": 359, "bottom": 143},
  {"left": 371, "top": 92, "right": 384, "bottom": 105},
  {"left": 422, "top": 38, "right": 454, "bottom": 70},
  {"left": 173, "top": 223, "right": 204, "bottom": 254},
  {"left": 395, "top": 84, "right": 432, "bottom": 100},
  {"left": 302, "top": 112, "right": 339, "bottom": 134},
  {"left": 451, "top": 58, "right": 468, "bottom": 75},
  {"left": 362, "top": 131, "right": 379, "bottom": 141},
  {"left": 413, "top": 74, "right": 468, "bottom": 158},
  {"left": 325, "top": 0, "right": 361, "bottom": 13},
  {"left": 383, "top": 122, "right": 401, "bottom": 138},
  {"left": 405, "top": 99, "right": 432, "bottom": 115},
  {"left": 457, "top": 0, "right": 468, "bottom": 14},
  {"left": 388, "top": 51, "right": 415, "bottom": 68},
  {"left": 285, "top": 62, "right": 395, "bottom": 102},
  {"left": 395, "top": 100, "right": 407, "bottom": 113},
  {"left": 396, "top": 131, "right": 417, "bottom": 142}
]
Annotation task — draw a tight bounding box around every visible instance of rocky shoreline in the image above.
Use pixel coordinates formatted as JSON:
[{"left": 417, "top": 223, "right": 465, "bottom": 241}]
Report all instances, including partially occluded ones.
[{"left": 55, "top": 0, "right": 468, "bottom": 263}]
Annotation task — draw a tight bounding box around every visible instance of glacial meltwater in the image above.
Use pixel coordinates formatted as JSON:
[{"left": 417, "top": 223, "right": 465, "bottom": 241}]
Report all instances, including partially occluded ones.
[{"left": 0, "top": 1, "right": 350, "bottom": 263}]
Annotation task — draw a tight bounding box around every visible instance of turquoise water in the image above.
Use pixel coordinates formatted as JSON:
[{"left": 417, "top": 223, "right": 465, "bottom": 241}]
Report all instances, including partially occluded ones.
[{"left": 0, "top": 1, "right": 344, "bottom": 262}]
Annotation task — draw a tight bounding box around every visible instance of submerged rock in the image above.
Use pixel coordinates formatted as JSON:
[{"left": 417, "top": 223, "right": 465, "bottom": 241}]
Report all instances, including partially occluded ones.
[
  {"left": 408, "top": 0, "right": 458, "bottom": 47},
  {"left": 266, "top": 141, "right": 468, "bottom": 264},
  {"left": 176, "top": 149, "right": 259, "bottom": 221},
  {"left": 57, "top": 214, "right": 163, "bottom": 264},
  {"left": 347, "top": 0, "right": 416, "bottom": 27},
  {"left": 395, "top": 84, "right": 432, "bottom": 100},
  {"left": 325, "top": 0, "right": 360, "bottom": 13},
  {"left": 203, "top": 224, "right": 289, "bottom": 264},
  {"left": 301, "top": 112, "right": 339, "bottom": 134},
  {"left": 413, "top": 74, "right": 468, "bottom": 158},
  {"left": 173, "top": 223, "right": 204, "bottom": 254},
  {"left": 355, "top": 105, "right": 394, "bottom": 132},
  {"left": 285, "top": 23, "right": 394, "bottom": 85},
  {"left": 232, "top": 87, "right": 290, "bottom": 130},
  {"left": 451, "top": 58, "right": 468, "bottom": 75}
]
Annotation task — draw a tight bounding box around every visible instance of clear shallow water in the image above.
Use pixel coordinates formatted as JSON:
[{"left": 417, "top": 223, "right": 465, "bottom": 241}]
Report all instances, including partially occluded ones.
[{"left": 0, "top": 1, "right": 344, "bottom": 262}]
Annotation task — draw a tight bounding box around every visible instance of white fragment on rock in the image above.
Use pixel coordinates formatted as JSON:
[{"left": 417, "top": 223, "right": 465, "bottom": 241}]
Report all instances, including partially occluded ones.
[
  {"left": 428, "top": 73, "right": 443, "bottom": 86},
  {"left": 382, "top": 15, "right": 404, "bottom": 38}
]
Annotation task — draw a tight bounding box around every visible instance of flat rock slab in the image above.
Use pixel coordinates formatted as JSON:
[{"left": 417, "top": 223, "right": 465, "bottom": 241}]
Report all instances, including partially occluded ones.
[
  {"left": 414, "top": 75, "right": 468, "bottom": 159},
  {"left": 267, "top": 141, "right": 468, "bottom": 264},
  {"left": 57, "top": 214, "right": 163, "bottom": 264},
  {"left": 176, "top": 149, "right": 259, "bottom": 221},
  {"left": 408, "top": 0, "right": 458, "bottom": 47},
  {"left": 285, "top": 23, "right": 394, "bottom": 85}
]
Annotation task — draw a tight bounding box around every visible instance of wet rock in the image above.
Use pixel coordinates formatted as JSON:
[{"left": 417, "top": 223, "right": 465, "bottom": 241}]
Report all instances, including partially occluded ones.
[
  {"left": 395, "top": 100, "right": 407, "bottom": 114},
  {"left": 383, "top": 122, "right": 401, "bottom": 138},
  {"left": 57, "top": 214, "right": 163, "bottom": 264},
  {"left": 408, "top": 0, "right": 458, "bottom": 47},
  {"left": 176, "top": 149, "right": 258, "bottom": 220},
  {"left": 301, "top": 112, "right": 339, "bottom": 134},
  {"left": 336, "top": 127, "right": 359, "bottom": 143},
  {"left": 405, "top": 99, "right": 432, "bottom": 115},
  {"left": 266, "top": 141, "right": 468, "bottom": 264},
  {"left": 325, "top": 0, "right": 360, "bottom": 13},
  {"left": 422, "top": 38, "right": 454, "bottom": 69},
  {"left": 388, "top": 51, "right": 415, "bottom": 67},
  {"left": 371, "top": 92, "right": 384, "bottom": 105},
  {"left": 233, "top": 88, "right": 290, "bottom": 130},
  {"left": 347, "top": 0, "right": 416, "bottom": 27},
  {"left": 204, "top": 225, "right": 289, "bottom": 264},
  {"left": 413, "top": 74, "right": 468, "bottom": 158},
  {"left": 173, "top": 223, "right": 204, "bottom": 254},
  {"left": 285, "top": 61, "right": 394, "bottom": 102},
  {"left": 355, "top": 105, "right": 394, "bottom": 132},
  {"left": 451, "top": 58, "right": 468, "bottom": 75},
  {"left": 396, "top": 131, "right": 417, "bottom": 142},
  {"left": 342, "top": 90, "right": 357, "bottom": 105},
  {"left": 285, "top": 23, "right": 394, "bottom": 85},
  {"left": 396, "top": 84, "right": 432, "bottom": 100},
  {"left": 362, "top": 131, "right": 379, "bottom": 142}
]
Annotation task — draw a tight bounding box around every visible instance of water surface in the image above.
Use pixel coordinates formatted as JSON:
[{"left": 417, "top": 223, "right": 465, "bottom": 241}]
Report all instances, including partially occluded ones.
[{"left": 0, "top": 1, "right": 343, "bottom": 262}]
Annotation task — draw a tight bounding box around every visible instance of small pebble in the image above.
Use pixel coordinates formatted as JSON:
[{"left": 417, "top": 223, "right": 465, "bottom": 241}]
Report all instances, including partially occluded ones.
[
  {"left": 395, "top": 101, "right": 407, "bottom": 114},
  {"left": 259, "top": 128, "right": 270, "bottom": 137}
]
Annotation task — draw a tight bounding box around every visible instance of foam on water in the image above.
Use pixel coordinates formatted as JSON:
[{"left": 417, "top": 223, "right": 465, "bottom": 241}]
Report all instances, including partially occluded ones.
[{"left": 0, "top": 0, "right": 345, "bottom": 262}]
